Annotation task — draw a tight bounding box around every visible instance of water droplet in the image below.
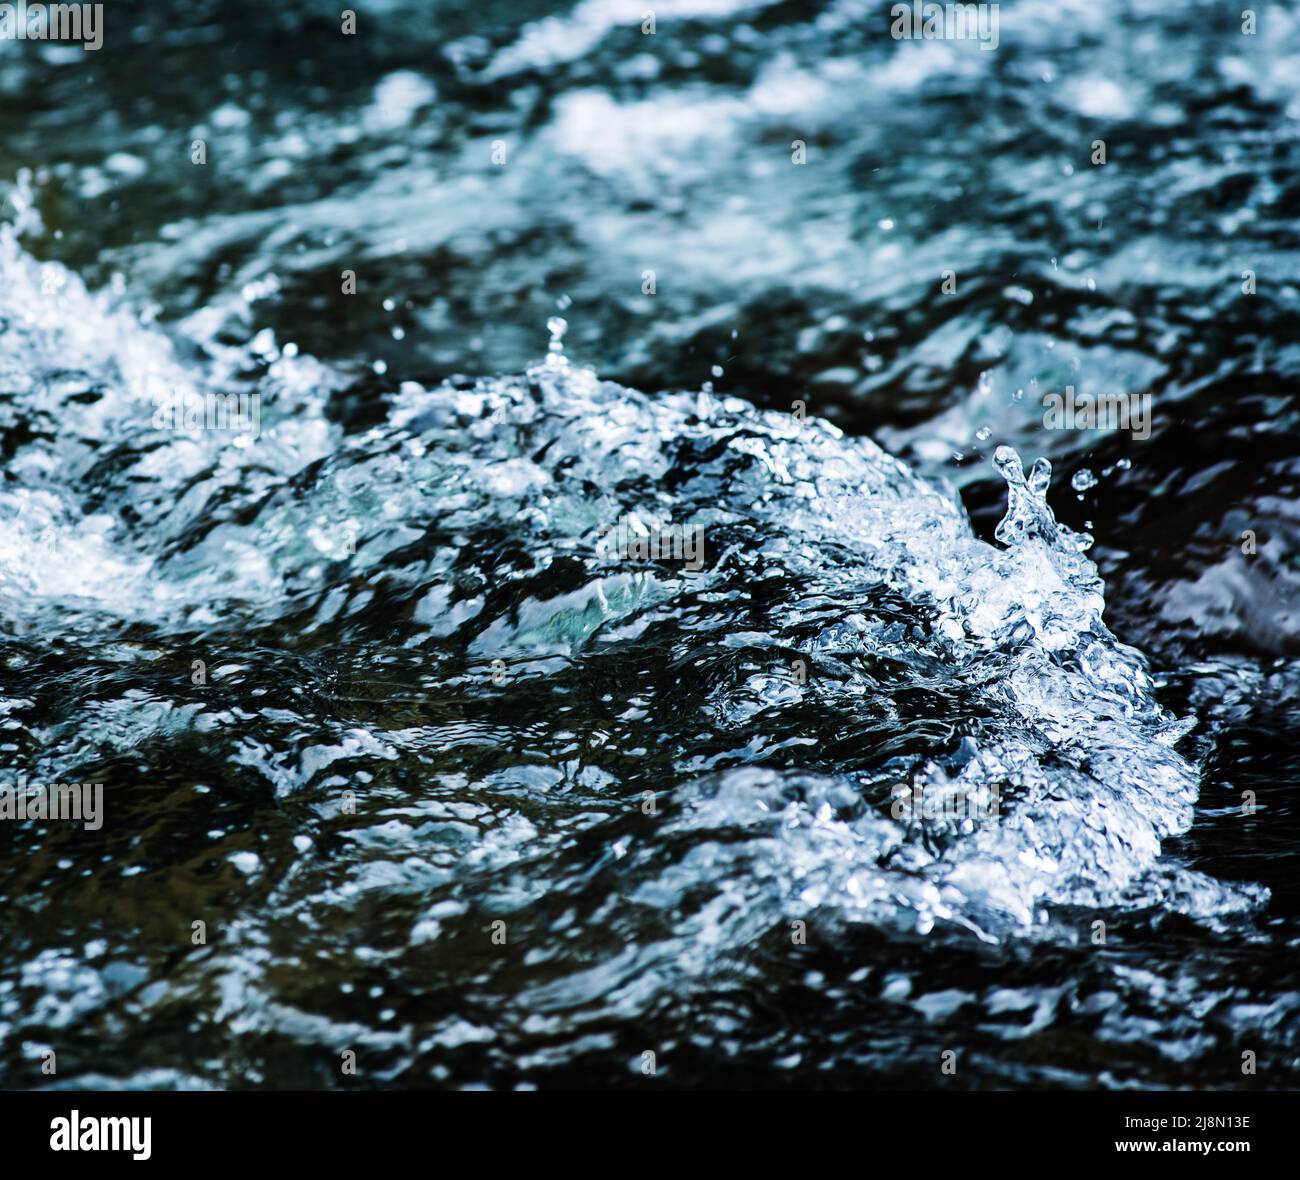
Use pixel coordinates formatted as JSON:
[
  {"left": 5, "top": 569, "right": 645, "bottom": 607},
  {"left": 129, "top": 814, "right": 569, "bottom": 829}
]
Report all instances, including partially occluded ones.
[{"left": 545, "top": 316, "right": 568, "bottom": 368}]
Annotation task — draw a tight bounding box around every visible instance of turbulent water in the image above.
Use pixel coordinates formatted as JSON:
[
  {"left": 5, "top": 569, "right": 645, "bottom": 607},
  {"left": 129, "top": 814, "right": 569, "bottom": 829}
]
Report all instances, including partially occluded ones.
[{"left": 2, "top": 0, "right": 1299, "bottom": 1089}]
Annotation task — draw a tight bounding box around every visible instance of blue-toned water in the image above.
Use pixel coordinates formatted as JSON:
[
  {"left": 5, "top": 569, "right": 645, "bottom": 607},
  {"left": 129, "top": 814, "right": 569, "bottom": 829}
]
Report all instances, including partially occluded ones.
[{"left": 1, "top": 0, "right": 1298, "bottom": 1088}]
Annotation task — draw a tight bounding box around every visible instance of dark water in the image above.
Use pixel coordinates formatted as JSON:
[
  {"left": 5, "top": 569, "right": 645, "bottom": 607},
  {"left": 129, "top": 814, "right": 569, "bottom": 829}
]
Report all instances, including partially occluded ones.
[{"left": 1, "top": 0, "right": 1299, "bottom": 1089}]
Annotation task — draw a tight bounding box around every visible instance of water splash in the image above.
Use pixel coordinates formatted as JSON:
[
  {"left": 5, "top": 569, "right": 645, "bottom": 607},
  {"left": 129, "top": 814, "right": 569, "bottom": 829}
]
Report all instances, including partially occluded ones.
[
  {"left": 0, "top": 232, "right": 1272, "bottom": 1089},
  {"left": 544, "top": 316, "right": 568, "bottom": 369}
]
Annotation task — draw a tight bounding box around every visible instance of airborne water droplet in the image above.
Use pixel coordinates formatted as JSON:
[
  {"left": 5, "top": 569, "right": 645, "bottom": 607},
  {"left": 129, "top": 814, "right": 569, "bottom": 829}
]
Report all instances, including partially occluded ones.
[{"left": 545, "top": 316, "right": 568, "bottom": 368}]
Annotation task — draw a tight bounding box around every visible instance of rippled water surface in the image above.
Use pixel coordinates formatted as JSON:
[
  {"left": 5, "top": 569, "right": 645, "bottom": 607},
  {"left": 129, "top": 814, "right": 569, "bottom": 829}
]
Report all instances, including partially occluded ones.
[{"left": 2, "top": 0, "right": 1300, "bottom": 1089}]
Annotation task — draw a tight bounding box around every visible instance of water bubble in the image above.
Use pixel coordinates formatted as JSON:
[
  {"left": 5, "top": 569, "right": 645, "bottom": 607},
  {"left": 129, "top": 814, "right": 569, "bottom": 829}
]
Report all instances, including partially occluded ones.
[{"left": 1072, "top": 468, "right": 1098, "bottom": 493}]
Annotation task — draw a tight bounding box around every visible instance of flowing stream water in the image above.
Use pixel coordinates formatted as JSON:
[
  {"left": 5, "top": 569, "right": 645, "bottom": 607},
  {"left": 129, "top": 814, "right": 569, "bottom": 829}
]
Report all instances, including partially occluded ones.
[{"left": 1, "top": 0, "right": 1298, "bottom": 1088}]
